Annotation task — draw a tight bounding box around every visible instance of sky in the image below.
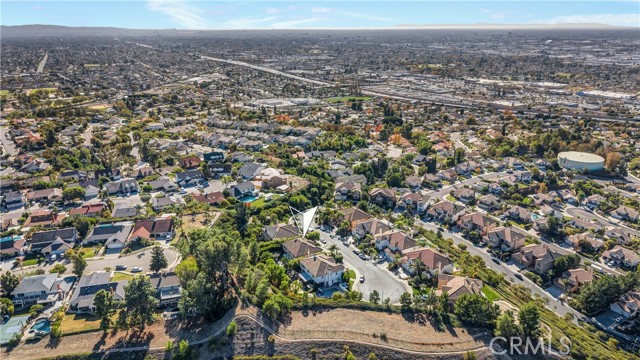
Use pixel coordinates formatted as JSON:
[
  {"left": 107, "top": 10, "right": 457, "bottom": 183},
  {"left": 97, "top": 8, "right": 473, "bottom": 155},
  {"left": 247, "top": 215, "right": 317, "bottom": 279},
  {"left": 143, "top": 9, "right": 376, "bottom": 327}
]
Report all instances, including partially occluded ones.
[{"left": 2, "top": 1, "right": 639, "bottom": 30}]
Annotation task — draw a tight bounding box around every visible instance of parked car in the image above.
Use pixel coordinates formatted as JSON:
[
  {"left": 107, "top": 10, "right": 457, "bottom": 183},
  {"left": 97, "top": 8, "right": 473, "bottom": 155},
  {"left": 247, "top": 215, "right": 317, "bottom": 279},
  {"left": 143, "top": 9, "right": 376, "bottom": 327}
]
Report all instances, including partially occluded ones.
[
  {"left": 50, "top": 254, "right": 57, "bottom": 262},
  {"left": 359, "top": 253, "right": 366, "bottom": 260},
  {"left": 352, "top": 248, "right": 360, "bottom": 255},
  {"left": 514, "top": 273, "right": 523, "bottom": 280},
  {"left": 491, "top": 257, "right": 501, "bottom": 265},
  {"left": 359, "top": 276, "right": 365, "bottom": 283},
  {"left": 115, "top": 265, "right": 127, "bottom": 271},
  {"left": 131, "top": 267, "right": 143, "bottom": 273}
]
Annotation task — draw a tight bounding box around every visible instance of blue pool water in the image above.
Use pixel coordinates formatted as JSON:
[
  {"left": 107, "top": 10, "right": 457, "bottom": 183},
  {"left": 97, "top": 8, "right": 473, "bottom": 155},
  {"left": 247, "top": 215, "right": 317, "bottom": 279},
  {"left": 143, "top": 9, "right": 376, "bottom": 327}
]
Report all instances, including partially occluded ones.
[
  {"left": 30, "top": 319, "right": 51, "bottom": 334},
  {"left": 240, "top": 195, "right": 258, "bottom": 203},
  {"left": 0, "top": 235, "right": 23, "bottom": 243},
  {"left": 531, "top": 214, "right": 540, "bottom": 221}
]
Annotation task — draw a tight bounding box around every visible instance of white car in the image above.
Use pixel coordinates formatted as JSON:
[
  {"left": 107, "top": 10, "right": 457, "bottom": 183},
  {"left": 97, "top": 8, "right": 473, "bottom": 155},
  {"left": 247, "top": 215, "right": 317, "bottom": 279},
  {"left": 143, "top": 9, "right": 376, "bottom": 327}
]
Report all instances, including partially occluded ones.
[{"left": 131, "top": 267, "right": 143, "bottom": 273}]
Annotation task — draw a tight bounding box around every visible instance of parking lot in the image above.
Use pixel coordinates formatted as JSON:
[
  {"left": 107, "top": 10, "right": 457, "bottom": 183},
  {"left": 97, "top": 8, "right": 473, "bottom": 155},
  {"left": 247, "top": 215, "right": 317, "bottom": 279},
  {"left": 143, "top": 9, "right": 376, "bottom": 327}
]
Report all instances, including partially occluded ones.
[{"left": 316, "top": 227, "right": 411, "bottom": 304}]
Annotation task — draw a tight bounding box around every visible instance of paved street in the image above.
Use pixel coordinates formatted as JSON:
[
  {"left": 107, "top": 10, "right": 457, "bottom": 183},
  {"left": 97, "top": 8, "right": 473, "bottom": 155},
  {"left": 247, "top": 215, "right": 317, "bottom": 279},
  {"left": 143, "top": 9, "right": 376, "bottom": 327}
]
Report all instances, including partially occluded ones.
[
  {"left": 427, "top": 172, "right": 504, "bottom": 200},
  {"left": 566, "top": 205, "right": 640, "bottom": 238},
  {"left": 0, "top": 126, "right": 18, "bottom": 156},
  {"left": 3, "top": 247, "right": 180, "bottom": 275},
  {"left": 416, "top": 220, "right": 581, "bottom": 323},
  {"left": 317, "top": 228, "right": 411, "bottom": 304}
]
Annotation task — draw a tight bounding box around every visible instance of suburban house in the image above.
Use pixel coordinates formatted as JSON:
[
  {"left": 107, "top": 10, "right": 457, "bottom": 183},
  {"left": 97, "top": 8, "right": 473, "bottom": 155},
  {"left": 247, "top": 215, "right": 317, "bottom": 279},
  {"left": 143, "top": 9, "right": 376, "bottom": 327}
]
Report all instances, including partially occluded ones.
[
  {"left": 105, "top": 178, "right": 139, "bottom": 196},
  {"left": 565, "top": 232, "right": 604, "bottom": 252},
  {"left": 369, "top": 188, "right": 397, "bottom": 208},
  {"left": 175, "top": 170, "right": 205, "bottom": 188},
  {"left": 148, "top": 177, "right": 179, "bottom": 193},
  {"left": 95, "top": 168, "right": 122, "bottom": 181},
  {"left": 2, "top": 191, "right": 24, "bottom": 210},
  {"left": 478, "top": 194, "right": 501, "bottom": 211},
  {"left": 203, "top": 151, "right": 225, "bottom": 163},
  {"left": 129, "top": 218, "right": 174, "bottom": 243},
  {"left": 339, "top": 207, "right": 372, "bottom": 226},
  {"left": 512, "top": 244, "right": 560, "bottom": 274},
  {"left": 22, "top": 209, "right": 65, "bottom": 229},
  {"left": 586, "top": 194, "right": 605, "bottom": 210},
  {"left": 426, "top": 201, "right": 466, "bottom": 224},
  {"left": 30, "top": 227, "right": 77, "bottom": 254},
  {"left": 149, "top": 272, "right": 182, "bottom": 307},
  {"left": 179, "top": 155, "right": 202, "bottom": 169},
  {"left": 603, "top": 245, "right": 639, "bottom": 267},
  {"left": 59, "top": 170, "right": 87, "bottom": 182},
  {"left": 610, "top": 205, "right": 640, "bottom": 223},
  {"left": 239, "top": 163, "right": 263, "bottom": 180},
  {"left": 401, "top": 248, "right": 453, "bottom": 277},
  {"left": 231, "top": 181, "right": 257, "bottom": 199},
  {"left": 457, "top": 212, "right": 498, "bottom": 236},
  {"left": 605, "top": 227, "right": 633, "bottom": 245},
  {"left": 397, "top": 192, "right": 425, "bottom": 212},
  {"left": 299, "top": 255, "right": 345, "bottom": 287},
  {"left": 11, "top": 274, "right": 73, "bottom": 307},
  {"left": 263, "top": 223, "right": 299, "bottom": 241},
  {"left": 256, "top": 168, "right": 287, "bottom": 189},
  {"left": 334, "top": 182, "right": 362, "bottom": 202},
  {"left": 503, "top": 205, "right": 533, "bottom": 223},
  {"left": 82, "top": 222, "right": 133, "bottom": 250},
  {"left": 485, "top": 226, "right": 527, "bottom": 252},
  {"left": 353, "top": 218, "right": 393, "bottom": 240},
  {"left": 151, "top": 196, "right": 184, "bottom": 211},
  {"left": 282, "top": 238, "right": 322, "bottom": 259},
  {"left": 0, "top": 236, "right": 26, "bottom": 258},
  {"left": 133, "top": 165, "right": 154, "bottom": 179},
  {"left": 26, "top": 188, "right": 63, "bottom": 204},
  {"left": 374, "top": 230, "right": 417, "bottom": 254},
  {"left": 68, "top": 202, "right": 106, "bottom": 217},
  {"left": 208, "top": 163, "right": 232, "bottom": 178},
  {"left": 190, "top": 191, "right": 225, "bottom": 206},
  {"left": 611, "top": 291, "right": 640, "bottom": 318},
  {"left": 554, "top": 268, "right": 593, "bottom": 293},
  {"left": 69, "top": 272, "right": 127, "bottom": 314},
  {"left": 435, "top": 274, "right": 483, "bottom": 304},
  {"left": 452, "top": 187, "right": 475, "bottom": 204}
]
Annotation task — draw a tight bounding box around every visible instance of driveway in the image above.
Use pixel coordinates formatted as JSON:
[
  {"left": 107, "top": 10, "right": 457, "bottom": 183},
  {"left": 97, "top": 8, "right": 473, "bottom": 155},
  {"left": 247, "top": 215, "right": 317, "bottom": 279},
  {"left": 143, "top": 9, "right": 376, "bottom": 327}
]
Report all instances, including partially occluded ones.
[{"left": 317, "top": 229, "right": 410, "bottom": 304}]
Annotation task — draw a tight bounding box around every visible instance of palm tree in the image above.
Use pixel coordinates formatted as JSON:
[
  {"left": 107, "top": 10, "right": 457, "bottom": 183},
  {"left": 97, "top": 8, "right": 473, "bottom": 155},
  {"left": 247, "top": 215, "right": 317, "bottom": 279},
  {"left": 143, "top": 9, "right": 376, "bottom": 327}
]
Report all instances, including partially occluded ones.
[
  {"left": 328, "top": 244, "right": 339, "bottom": 258},
  {"left": 410, "top": 260, "right": 428, "bottom": 285}
]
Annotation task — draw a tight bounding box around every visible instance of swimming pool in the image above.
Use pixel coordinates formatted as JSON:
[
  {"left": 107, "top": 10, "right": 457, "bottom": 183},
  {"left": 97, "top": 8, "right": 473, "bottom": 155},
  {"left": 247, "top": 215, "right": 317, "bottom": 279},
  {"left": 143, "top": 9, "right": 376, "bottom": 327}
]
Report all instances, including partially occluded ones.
[
  {"left": 0, "top": 235, "right": 23, "bottom": 243},
  {"left": 239, "top": 195, "right": 258, "bottom": 203},
  {"left": 531, "top": 213, "right": 540, "bottom": 221},
  {"left": 29, "top": 318, "right": 51, "bottom": 334}
]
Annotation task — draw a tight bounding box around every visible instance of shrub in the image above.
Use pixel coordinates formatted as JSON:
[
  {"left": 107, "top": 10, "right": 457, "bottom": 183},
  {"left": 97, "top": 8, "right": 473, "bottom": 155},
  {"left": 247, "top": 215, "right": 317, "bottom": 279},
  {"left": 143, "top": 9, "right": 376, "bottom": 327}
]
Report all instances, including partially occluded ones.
[
  {"left": 379, "top": 332, "right": 387, "bottom": 342},
  {"left": 226, "top": 321, "right": 237, "bottom": 337},
  {"left": 267, "top": 335, "right": 276, "bottom": 343}
]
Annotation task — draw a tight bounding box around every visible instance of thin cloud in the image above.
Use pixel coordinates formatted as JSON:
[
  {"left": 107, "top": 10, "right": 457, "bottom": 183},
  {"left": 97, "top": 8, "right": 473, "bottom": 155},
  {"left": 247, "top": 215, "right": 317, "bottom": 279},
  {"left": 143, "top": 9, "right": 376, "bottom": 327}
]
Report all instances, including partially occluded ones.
[
  {"left": 312, "top": 7, "right": 333, "bottom": 14},
  {"left": 338, "top": 10, "right": 396, "bottom": 23},
  {"left": 480, "top": 8, "right": 513, "bottom": 20},
  {"left": 265, "top": 7, "right": 284, "bottom": 15},
  {"left": 545, "top": 13, "right": 639, "bottom": 27},
  {"left": 147, "top": 0, "right": 210, "bottom": 29},
  {"left": 270, "top": 17, "right": 327, "bottom": 29},
  {"left": 224, "top": 15, "right": 281, "bottom": 29}
]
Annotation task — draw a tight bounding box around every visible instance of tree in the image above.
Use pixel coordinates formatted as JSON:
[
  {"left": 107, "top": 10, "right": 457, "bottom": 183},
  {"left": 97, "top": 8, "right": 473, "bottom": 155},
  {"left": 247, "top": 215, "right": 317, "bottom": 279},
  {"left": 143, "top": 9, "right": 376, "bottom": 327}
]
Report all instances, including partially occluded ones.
[
  {"left": 66, "top": 249, "right": 87, "bottom": 277},
  {"left": 124, "top": 275, "right": 158, "bottom": 329},
  {"left": 605, "top": 152, "right": 622, "bottom": 173},
  {"left": 63, "top": 186, "right": 86, "bottom": 201},
  {"left": 172, "top": 340, "right": 197, "bottom": 360},
  {"left": 49, "top": 263, "right": 67, "bottom": 274},
  {"left": 519, "top": 302, "right": 541, "bottom": 338},
  {"left": 262, "top": 293, "right": 292, "bottom": 319},
  {"left": 94, "top": 289, "right": 115, "bottom": 331},
  {"left": 400, "top": 292, "right": 413, "bottom": 312},
  {"left": 0, "top": 298, "right": 14, "bottom": 316},
  {"left": 454, "top": 294, "right": 500, "bottom": 327},
  {"left": 149, "top": 246, "right": 168, "bottom": 273},
  {"left": 0, "top": 271, "right": 20, "bottom": 295},
  {"left": 175, "top": 256, "right": 199, "bottom": 286},
  {"left": 369, "top": 290, "right": 381, "bottom": 304},
  {"left": 495, "top": 310, "right": 519, "bottom": 339}
]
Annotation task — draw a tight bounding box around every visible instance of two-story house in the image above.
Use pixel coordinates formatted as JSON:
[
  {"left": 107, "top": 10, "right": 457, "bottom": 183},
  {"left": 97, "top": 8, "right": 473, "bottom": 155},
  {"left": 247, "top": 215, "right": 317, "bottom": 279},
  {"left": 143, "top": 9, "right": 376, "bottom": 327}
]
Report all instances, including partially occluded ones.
[
  {"left": 512, "top": 244, "right": 560, "bottom": 274},
  {"left": 426, "top": 201, "right": 466, "bottom": 224},
  {"left": 334, "top": 182, "right": 362, "bottom": 202},
  {"left": 299, "top": 255, "right": 345, "bottom": 287},
  {"left": 149, "top": 272, "right": 181, "bottom": 307},
  {"left": 369, "top": 188, "right": 396, "bottom": 208},
  {"left": 485, "top": 226, "right": 527, "bottom": 252}
]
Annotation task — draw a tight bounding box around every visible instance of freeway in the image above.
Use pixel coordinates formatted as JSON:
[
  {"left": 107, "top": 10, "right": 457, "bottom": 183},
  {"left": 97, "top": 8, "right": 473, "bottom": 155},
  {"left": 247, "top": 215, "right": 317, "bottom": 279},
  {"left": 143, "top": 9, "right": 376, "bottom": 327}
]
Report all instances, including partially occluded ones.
[
  {"left": 317, "top": 228, "right": 411, "bottom": 304},
  {"left": 197, "top": 54, "right": 638, "bottom": 123}
]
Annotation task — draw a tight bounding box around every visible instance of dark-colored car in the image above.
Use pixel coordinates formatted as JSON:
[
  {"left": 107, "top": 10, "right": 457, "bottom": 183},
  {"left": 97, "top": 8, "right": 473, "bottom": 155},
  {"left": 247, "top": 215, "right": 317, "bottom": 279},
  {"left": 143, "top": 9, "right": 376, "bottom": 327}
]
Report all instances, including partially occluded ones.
[
  {"left": 115, "top": 264, "right": 127, "bottom": 271},
  {"left": 491, "top": 257, "right": 501, "bottom": 265},
  {"left": 514, "top": 273, "right": 523, "bottom": 280},
  {"left": 359, "top": 276, "right": 365, "bottom": 283}
]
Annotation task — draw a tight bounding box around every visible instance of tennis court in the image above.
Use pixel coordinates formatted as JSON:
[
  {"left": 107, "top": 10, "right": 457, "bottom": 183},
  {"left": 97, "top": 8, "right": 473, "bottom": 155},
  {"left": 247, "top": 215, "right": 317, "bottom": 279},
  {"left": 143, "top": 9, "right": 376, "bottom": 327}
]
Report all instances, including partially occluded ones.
[{"left": 0, "top": 314, "right": 29, "bottom": 345}]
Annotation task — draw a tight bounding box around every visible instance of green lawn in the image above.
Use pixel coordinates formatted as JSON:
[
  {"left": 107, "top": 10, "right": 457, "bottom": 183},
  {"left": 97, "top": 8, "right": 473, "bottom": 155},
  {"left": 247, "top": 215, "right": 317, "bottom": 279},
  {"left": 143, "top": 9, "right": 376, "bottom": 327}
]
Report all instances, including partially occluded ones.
[
  {"left": 325, "top": 96, "right": 373, "bottom": 103},
  {"left": 78, "top": 246, "right": 99, "bottom": 259},
  {"left": 60, "top": 313, "right": 101, "bottom": 335},
  {"left": 482, "top": 285, "right": 501, "bottom": 301},
  {"left": 249, "top": 194, "right": 281, "bottom": 209},
  {"left": 22, "top": 258, "right": 39, "bottom": 266},
  {"left": 111, "top": 271, "right": 134, "bottom": 282}
]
